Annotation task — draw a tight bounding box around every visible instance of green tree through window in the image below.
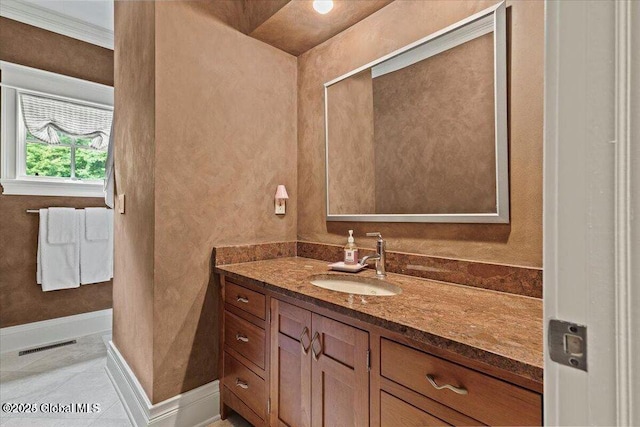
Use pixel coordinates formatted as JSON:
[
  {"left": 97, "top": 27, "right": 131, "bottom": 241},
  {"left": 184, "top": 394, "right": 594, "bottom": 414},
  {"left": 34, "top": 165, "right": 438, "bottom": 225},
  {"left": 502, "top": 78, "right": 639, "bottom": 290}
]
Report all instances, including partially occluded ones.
[
  {"left": 26, "top": 144, "right": 72, "bottom": 177},
  {"left": 75, "top": 148, "right": 107, "bottom": 179},
  {"left": 25, "top": 131, "right": 107, "bottom": 180}
]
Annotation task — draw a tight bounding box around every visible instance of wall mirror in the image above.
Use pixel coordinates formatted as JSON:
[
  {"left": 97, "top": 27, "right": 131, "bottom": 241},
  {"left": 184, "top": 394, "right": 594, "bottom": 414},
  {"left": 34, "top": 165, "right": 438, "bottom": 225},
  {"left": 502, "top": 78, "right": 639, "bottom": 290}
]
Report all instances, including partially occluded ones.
[{"left": 324, "top": 2, "right": 508, "bottom": 223}]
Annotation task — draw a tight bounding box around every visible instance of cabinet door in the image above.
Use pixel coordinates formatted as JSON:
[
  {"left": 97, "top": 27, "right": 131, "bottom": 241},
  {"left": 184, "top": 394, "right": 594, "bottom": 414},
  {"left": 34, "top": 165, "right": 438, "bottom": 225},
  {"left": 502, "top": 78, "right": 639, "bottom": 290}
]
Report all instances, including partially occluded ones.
[
  {"left": 270, "top": 299, "right": 312, "bottom": 427},
  {"left": 310, "top": 313, "right": 369, "bottom": 427}
]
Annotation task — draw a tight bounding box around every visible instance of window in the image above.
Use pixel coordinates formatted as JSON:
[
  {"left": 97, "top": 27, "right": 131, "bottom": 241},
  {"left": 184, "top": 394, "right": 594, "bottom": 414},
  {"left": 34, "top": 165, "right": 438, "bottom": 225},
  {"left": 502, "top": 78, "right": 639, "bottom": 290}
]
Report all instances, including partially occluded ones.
[
  {"left": 19, "top": 92, "right": 112, "bottom": 183},
  {"left": 1, "top": 61, "right": 113, "bottom": 197},
  {"left": 26, "top": 131, "right": 108, "bottom": 180}
]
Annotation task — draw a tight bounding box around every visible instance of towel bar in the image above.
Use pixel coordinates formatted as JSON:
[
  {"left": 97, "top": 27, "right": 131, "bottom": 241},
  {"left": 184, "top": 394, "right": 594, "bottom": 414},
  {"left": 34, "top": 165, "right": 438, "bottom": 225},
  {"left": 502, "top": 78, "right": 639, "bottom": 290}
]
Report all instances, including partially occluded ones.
[{"left": 26, "top": 209, "right": 95, "bottom": 213}]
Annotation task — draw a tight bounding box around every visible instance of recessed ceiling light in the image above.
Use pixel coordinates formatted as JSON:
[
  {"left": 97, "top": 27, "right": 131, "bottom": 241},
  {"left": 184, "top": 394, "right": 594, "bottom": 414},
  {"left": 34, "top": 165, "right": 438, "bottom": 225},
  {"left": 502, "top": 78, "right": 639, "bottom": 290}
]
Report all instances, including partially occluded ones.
[{"left": 313, "top": 0, "right": 334, "bottom": 14}]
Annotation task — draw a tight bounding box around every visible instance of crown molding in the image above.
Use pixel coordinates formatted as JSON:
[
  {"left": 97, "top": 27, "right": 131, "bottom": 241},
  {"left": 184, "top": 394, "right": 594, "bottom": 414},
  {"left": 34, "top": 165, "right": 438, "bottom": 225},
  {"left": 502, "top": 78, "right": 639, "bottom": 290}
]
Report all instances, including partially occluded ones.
[{"left": 0, "top": 0, "right": 113, "bottom": 50}]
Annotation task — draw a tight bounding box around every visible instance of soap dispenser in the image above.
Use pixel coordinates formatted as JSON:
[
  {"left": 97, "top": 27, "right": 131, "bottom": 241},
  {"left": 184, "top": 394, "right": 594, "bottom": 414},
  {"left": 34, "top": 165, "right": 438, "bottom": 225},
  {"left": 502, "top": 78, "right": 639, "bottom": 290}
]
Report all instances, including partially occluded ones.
[{"left": 344, "top": 230, "right": 359, "bottom": 265}]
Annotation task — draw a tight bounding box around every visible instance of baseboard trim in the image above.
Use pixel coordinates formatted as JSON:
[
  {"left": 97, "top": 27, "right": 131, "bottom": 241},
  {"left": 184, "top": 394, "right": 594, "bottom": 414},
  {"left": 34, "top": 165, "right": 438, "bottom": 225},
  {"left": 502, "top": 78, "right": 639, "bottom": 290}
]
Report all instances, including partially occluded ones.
[
  {"left": 0, "top": 308, "right": 112, "bottom": 354},
  {"left": 106, "top": 341, "right": 220, "bottom": 427}
]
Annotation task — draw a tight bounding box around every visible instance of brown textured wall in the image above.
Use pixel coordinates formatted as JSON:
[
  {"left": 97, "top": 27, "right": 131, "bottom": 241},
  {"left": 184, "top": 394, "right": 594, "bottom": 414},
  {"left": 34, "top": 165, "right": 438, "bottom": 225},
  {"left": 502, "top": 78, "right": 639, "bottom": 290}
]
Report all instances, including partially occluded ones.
[
  {"left": 0, "top": 195, "right": 112, "bottom": 328},
  {"left": 298, "top": 0, "right": 544, "bottom": 268},
  {"left": 113, "top": 0, "right": 156, "bottom": 400},
  {"left": 0, "top": 19, "right": 114, "bottom": 328},
  {"left": 0, "top": 17, "right": 113, "bottom": 86},
  {"left": 373, "top": 33, "right": 496, "bottom": 214},
  {"left": 326, "top": 70, "right": 376, "bottom": 214},
  {"left": 152, "top": 2, "right": 297, "bottom": 402}
]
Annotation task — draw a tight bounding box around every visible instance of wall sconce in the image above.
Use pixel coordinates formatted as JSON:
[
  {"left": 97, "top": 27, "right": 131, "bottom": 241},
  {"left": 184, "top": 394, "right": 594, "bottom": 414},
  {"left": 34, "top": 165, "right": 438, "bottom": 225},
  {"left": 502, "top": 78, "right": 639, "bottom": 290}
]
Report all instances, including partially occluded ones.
[{"left": 275, "top": 185, "right": 289, "bottom": 215}]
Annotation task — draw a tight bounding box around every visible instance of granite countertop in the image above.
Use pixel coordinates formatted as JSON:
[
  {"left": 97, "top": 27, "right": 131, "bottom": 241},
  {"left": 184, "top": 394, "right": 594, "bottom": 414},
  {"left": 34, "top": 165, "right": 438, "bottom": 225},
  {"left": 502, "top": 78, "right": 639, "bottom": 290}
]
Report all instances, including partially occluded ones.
[{"left": 215, "top": 256, "right": 543, "bottom": 385}]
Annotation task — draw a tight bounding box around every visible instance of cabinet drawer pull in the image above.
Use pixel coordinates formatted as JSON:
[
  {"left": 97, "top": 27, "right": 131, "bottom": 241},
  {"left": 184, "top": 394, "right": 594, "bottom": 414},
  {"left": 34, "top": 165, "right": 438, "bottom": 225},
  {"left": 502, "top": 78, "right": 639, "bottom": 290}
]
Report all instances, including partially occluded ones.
[
  {"left": 235, "top": 334, "right": 249, "bottom": 343},
  {"left": 236, "top": 296, "right": 249, "bottom": 304},
  {"left": 426, "top": 374, "right": 468, "bottom": 395},
  {"left": 311, "top": 332, "right": 322, "bottom": 361},
  {"left": 300, "top": 326, "right": 311, "bottom": 355},
  {"left": 235, "top": 378, "right": 249, "bottom": 389}
]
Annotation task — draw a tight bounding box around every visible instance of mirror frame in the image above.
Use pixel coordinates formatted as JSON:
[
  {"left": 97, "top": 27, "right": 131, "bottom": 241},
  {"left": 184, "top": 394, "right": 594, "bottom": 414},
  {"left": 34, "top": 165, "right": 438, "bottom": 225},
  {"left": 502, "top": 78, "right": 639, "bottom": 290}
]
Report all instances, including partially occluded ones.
[{"left": 323, "top": 2, "right": 508, "bottom": 223}]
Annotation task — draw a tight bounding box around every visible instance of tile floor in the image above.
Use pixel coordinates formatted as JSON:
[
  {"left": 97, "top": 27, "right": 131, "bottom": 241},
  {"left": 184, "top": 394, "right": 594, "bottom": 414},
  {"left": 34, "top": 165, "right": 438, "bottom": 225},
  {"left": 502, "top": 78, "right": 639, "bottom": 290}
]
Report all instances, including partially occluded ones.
[
  {"left": 208, "top": 413, "right": 252, "bottom": 427},
  {"left": 0, "top": 333, "right": 131, "bottom": 427},
  {"left": 0, "top": 333, "right": 256, "bottom": 427}
]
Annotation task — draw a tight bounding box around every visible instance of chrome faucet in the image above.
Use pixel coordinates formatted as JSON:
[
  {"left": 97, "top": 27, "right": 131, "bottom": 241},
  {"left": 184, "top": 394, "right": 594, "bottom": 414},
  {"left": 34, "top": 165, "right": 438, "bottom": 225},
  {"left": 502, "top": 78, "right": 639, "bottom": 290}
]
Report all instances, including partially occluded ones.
[{"left": 359, "top": 232, "right": 386, "bottom": 279}]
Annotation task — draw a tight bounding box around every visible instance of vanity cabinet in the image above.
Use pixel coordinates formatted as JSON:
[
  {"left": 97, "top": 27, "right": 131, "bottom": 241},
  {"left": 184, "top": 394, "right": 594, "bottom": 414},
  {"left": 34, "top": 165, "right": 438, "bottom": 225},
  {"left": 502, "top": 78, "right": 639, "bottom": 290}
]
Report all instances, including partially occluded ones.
[
  {"left": 378, "top": 339, "right": 542, "bottom": 426},
  {"left": 270, "top": 299, "right": 370, "bottom": 427},
  {"left": 221, "top": 278, "right": 270, "bottom": 427},
  {"left": 219, "top": 275, "right": 542, "bottom": 427},
  {"left": 269, "top": 299, "right": 312, "bottom": 427},
  {"left": 380, "top": 391, "right": 459, "bottom": 427}
]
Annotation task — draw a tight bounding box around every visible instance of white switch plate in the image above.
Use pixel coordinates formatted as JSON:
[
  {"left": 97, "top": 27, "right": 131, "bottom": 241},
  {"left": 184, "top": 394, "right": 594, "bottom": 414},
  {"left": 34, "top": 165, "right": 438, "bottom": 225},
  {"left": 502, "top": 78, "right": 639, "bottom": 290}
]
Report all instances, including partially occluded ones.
[
  {"left": 118, "top": 194, "right": 125, "bottom": 214},
  {"left": 275, "top": 200, "right": 285, "bottom": 215}
]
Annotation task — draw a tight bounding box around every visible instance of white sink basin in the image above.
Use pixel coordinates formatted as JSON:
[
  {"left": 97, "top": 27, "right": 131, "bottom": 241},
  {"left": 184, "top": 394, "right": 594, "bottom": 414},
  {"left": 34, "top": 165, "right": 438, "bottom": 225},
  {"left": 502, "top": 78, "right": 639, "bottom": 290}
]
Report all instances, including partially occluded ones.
[{"left": 309, "top": 274, "right": 402, "bottom": 296}]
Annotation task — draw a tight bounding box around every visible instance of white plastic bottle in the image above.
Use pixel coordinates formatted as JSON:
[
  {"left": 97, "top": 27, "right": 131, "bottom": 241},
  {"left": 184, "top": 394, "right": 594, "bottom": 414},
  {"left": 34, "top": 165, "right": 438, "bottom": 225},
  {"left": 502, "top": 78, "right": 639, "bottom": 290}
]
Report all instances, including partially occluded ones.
[{"left": 344, "top": 230, "right": 359, "bottom": 265}]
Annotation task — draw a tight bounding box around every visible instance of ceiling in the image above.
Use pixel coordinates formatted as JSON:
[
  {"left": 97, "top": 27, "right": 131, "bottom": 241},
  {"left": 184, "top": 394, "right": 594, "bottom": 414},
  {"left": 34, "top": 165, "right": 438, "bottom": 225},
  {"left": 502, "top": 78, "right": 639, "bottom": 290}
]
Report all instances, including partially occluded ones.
[
  {"left": 206, "top": 0, "right": 394, "bottom": 56},
  {"left": 250, "top": 0, "right": 393, "bottom": 56},
  {"left": 3, "top": 0, "right": 392, "bottom": 55},
  {"left": 192, "top": 0, "right": 291, "bottom": 35},
  {"left": 23, "top": 0, "right": 113, "bottom": 31}
]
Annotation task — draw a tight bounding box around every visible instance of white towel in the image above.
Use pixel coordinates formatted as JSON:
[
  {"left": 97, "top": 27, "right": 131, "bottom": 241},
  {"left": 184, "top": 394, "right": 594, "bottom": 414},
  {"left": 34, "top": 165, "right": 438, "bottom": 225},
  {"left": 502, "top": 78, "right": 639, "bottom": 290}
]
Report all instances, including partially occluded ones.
[
  {"left": 47, "top": 207, "right": 77, "bottom": 244},
  {"left": 37, "top": 209, "right": 80, "bottom": 291},
  {"left": 85, "top": 207, "right": 110, "bottom": 241},
  {"left": 80, "top": 209, "right": 113, "bottom": 284}
]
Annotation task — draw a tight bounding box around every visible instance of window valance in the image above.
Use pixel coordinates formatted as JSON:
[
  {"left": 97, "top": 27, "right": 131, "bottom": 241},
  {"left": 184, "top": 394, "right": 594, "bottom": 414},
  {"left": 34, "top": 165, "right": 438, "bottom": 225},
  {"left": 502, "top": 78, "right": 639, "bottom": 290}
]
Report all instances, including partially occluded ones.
[{"left": 20, "top": 93, "right": 113, "bottom": 151}]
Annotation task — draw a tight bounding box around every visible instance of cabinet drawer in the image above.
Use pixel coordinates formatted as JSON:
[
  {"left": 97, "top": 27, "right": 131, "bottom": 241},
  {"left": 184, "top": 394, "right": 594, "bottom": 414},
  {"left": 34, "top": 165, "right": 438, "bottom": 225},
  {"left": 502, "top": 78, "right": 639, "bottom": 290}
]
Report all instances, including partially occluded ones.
[
  {"left": 224, "top": 353, "right": 267, "bottom": 420},
  {"left": 225, "top": 311, "right": 266, "bottom": 370},
  {"left": 225, "top": 280, "right": 266, "bottom": 320},
  {"left": 381, "top": 391, "right": 449, "bottom": 427},
  {"left": 381, "top": 339, "right": 542, "bottom": 426}
]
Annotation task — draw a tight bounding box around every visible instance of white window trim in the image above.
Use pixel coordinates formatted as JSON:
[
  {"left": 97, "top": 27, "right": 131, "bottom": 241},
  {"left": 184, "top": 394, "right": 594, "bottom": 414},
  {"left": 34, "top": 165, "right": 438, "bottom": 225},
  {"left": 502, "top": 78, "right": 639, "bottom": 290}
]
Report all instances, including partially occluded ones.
[{"left": 0, "top": 61, "right": 113, "bottom": 198}]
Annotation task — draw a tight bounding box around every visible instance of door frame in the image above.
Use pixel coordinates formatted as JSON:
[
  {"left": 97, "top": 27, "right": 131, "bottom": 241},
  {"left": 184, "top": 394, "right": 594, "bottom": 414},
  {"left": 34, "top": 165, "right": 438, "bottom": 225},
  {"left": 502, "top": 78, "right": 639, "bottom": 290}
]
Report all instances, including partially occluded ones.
[{"left": 543, "top": 0, "right": 638, "bottom": 425}]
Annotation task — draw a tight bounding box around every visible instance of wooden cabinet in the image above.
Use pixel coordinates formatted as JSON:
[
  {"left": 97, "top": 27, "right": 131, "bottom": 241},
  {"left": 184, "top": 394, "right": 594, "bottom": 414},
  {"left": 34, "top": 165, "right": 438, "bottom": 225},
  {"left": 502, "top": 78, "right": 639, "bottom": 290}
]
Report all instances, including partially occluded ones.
[
  {"left": 270, "top": 300, "right": 370, "bottom": 427},
  {"left": 225, "top": 311, "right": 266, "bottom": 370},
  {"left": 219, "top": 274, "right": 542, "bottom": 427},
  {"left": 378, "top": 378, "right": 482, "bottom": 426},
  {"left": 221, "top": 278, "right": 269, "bottom": 427},
  {"left": 225, "top": 281, "right": 266, "bottom": 320},
  {"left": 380, "top": 391, "right": 448, "bottom": 427},
  {"left": 270, "top": 299, "right": 312, "bottom": 427},
  {"left": 224, "top": 355, "right": 267, "bottom": 420},
  {"left": 378, "top": 339, "right": 542, "bottom": 426},
  {"left": 310, "top": 313, "right": 369, "bottom": 427}
]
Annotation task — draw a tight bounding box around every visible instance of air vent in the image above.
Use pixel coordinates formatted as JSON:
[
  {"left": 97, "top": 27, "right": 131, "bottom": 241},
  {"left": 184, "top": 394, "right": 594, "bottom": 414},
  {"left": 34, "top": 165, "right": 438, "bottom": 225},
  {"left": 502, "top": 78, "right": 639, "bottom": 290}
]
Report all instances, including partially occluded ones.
[{"left": 18, "top": 340, "right": 77, "bottom": 356}]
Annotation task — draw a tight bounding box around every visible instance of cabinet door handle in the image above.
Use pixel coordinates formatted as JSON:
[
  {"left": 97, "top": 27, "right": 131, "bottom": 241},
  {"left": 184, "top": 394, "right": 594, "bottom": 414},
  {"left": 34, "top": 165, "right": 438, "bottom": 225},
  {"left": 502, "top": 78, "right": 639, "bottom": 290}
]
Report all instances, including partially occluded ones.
[
  {"left": 310, "top": 332, "right": 322, "bottom": 361},
  {"left": 299, "top": 326, "right": 311, "bottom": 355},
  {"left": 426, "top": 374, "right": 468, "bottom": 395},
  {"left": 236, "top": 296, "right": 249, "bottom": 304},
  {"left": 235, "top": 334, "right": 249, "bottom": 343},
  {"left": 236, "top": 379, "right": 249, "bottom": 389}
]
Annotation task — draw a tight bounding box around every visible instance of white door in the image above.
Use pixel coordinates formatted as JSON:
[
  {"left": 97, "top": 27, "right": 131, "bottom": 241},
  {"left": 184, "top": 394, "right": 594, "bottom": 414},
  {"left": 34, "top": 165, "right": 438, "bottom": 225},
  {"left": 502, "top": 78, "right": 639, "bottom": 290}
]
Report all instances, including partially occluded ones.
[{"left": 543, "top": 0, "right": 639, "bottom": 425}]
